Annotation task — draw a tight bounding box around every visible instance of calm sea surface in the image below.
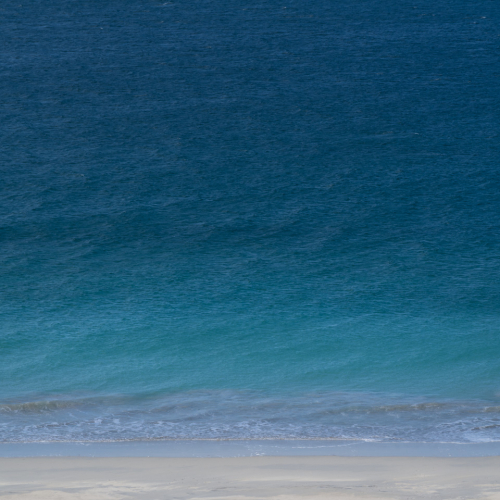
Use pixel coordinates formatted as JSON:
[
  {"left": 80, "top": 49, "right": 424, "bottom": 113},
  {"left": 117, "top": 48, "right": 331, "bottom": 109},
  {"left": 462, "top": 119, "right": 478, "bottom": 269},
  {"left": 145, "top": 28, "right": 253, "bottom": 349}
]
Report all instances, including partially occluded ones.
[{"left": 1, "top": 0, "right": 500, "bottom": 443}]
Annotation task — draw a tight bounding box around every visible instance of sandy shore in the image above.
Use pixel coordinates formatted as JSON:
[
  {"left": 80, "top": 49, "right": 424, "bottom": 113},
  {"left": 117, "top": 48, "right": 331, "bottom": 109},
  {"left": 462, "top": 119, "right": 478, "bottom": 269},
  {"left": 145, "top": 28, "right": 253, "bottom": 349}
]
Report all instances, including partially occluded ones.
[{"left": 1, "top": 456, "right": 500, "bottom": 499}]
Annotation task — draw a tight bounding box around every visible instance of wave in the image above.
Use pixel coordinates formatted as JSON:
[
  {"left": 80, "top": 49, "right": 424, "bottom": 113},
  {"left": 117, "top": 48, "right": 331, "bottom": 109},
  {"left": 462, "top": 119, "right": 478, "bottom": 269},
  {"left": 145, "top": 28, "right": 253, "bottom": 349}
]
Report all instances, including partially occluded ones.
[
  {"left": 2, "top": 391, "right": 500, "bottom": 443},
  {"left": 0, "top": 400, "right": 84, "bottom": 413},
  {"left": 3, "top": 397, "right": 500, "bottom": 416}
]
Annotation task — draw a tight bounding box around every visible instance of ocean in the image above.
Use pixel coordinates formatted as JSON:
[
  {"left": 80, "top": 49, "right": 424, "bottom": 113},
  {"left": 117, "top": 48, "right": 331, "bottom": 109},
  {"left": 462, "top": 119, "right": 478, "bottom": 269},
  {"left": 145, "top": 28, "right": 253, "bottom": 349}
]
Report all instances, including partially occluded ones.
[{"left": 1, "top": 0, "right": 500, "bottom": 446}]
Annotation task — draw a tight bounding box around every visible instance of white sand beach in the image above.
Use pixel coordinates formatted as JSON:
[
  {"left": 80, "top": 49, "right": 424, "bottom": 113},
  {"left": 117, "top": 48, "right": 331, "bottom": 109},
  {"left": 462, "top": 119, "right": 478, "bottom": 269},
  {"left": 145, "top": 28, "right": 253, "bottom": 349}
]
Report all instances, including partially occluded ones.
[{"left": 1, "top": 456, "right": 500, "bottom": 499}]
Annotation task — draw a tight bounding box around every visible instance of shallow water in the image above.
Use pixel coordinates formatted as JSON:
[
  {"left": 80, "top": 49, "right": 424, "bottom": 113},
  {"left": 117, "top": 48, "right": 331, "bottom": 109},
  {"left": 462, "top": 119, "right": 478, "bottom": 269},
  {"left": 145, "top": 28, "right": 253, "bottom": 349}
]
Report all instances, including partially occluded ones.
[{"left": 1, "top": 0, "right": 500, "bottom": 444}]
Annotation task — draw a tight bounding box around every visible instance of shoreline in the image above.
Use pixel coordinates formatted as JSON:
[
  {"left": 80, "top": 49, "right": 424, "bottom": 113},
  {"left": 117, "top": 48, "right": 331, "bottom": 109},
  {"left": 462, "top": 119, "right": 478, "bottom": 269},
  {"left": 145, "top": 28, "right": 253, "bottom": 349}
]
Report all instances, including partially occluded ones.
[
  {"left": 2, "top": 456, "right": 500, "bottom": 499},
  {"left": 2, "top": 439, "right": 500, "bottom": 458}
]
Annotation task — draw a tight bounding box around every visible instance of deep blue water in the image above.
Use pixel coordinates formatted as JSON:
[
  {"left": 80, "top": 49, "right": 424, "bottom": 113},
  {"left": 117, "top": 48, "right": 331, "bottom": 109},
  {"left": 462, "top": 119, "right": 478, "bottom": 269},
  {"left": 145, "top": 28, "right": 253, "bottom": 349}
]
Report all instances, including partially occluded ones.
[{"left": 1, "top": 0, "right": 500, "bottom": 443}]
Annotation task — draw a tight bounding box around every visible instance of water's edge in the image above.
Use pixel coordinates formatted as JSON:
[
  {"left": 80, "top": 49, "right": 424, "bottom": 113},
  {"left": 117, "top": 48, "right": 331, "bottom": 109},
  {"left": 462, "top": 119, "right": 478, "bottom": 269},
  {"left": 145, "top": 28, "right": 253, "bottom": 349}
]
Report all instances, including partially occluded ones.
[{"left": 2, "top": 440, "right": 500, "bottom": 458}]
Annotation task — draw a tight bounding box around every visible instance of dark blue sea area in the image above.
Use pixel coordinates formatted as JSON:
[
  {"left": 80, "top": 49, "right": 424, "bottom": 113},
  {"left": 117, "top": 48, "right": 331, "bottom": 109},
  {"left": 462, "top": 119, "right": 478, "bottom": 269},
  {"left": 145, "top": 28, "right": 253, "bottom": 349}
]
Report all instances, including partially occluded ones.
[{"left": 1, "top": 0, "right": 500, "bottom": 444}]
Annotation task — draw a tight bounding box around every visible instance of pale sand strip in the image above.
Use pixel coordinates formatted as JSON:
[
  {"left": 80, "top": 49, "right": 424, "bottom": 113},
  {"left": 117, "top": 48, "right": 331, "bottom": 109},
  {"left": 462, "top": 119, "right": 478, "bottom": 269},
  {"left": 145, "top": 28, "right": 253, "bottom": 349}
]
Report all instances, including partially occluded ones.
[{"left": 1, "top": 456, "right": 500, "bottom": 500}]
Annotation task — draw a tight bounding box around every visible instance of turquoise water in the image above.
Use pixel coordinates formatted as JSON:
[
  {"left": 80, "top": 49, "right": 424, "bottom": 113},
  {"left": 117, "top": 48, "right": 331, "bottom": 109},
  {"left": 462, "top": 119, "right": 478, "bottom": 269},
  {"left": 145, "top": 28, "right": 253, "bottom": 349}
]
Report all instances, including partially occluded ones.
[{"left": 1, "top": 0, "right": 500, "bottom": 443}]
